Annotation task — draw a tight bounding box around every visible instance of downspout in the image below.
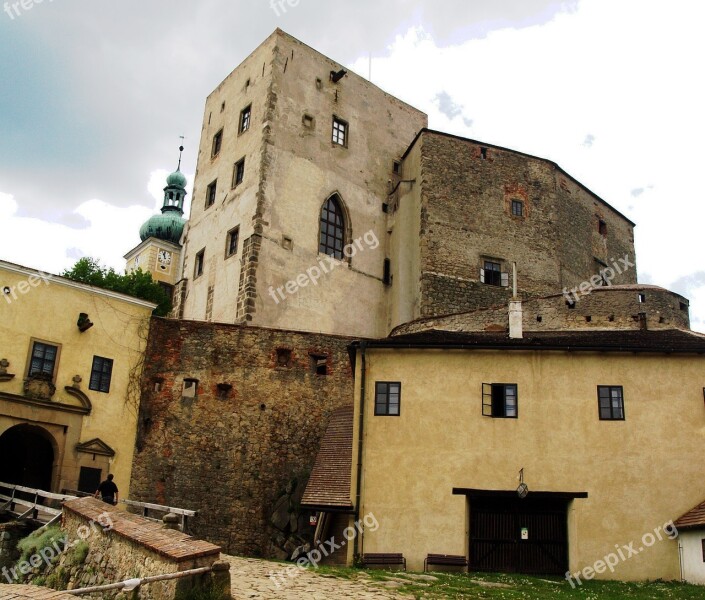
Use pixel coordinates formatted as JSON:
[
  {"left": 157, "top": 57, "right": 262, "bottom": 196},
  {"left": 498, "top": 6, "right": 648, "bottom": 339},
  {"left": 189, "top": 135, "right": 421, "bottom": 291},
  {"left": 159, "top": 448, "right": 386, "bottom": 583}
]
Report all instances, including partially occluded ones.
[{"left": 353, "top": 341, "right": 367, "bottom": 559}]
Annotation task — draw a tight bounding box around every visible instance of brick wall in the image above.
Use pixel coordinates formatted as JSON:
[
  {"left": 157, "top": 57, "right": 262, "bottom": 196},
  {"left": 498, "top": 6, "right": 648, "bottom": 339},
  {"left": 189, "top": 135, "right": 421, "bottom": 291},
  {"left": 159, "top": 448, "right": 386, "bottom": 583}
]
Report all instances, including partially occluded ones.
[{"left": 129, "top": 318, "right": 355, "bottom": 557}]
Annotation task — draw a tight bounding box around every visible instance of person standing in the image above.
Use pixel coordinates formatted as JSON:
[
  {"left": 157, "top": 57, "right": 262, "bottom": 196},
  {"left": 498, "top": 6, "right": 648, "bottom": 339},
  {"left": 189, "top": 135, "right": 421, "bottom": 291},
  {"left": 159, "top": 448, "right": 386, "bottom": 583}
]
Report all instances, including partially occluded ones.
[{"left": 94, "top": 474, "right": 119, "bottom": 505}]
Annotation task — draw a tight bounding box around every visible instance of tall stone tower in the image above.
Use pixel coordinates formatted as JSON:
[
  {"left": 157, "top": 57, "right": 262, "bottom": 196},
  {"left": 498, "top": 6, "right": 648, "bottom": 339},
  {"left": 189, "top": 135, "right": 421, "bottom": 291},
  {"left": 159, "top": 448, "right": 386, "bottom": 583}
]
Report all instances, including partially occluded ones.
[
  {"left": 177, "top": 29, "right": 428, "bottom": 336},
  {"left": 124, "top": 148, "right": 188, "bottom": 299}
]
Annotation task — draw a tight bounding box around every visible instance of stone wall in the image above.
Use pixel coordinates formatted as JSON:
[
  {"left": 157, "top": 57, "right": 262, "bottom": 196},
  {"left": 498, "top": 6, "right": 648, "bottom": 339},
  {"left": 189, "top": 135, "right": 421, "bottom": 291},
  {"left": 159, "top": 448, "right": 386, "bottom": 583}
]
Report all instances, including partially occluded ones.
[
  {"left": 392, "top": 286, "right": 690, "bottom": 335},
  {"left": 129, "top": 318, "right": 355, "bottom": 557},
  {"left": 401, "top": 131, "right": 637, "bottom": 319},
  {"left": 0, "top": 520, "right": 34, "bottom": 572},
  {"left": 9, "top": 498, "right": 224, "bottom": 600}
]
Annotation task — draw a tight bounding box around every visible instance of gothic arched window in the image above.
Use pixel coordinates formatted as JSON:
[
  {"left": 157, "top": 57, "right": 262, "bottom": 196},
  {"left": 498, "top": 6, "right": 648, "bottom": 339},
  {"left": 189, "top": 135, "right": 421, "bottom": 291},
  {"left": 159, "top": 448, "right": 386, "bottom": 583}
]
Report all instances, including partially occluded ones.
[{"left": 319, "top": 195, "right": 345, "bottom": 259}]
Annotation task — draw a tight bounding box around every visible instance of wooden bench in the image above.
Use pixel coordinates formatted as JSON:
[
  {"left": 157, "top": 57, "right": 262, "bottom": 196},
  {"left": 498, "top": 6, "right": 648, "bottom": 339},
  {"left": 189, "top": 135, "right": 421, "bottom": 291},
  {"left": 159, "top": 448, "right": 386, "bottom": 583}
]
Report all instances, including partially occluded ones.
[
  {"left": 361, "top": 553, "right": 406, "bottom": 570},
  {"left": 424, "top": 553, "right": 468, "bottom": 572}
]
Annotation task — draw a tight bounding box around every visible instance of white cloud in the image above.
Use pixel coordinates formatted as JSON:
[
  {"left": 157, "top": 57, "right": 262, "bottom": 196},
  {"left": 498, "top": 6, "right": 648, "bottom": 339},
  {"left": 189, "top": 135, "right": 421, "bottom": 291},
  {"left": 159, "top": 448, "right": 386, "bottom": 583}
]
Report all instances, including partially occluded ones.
[{"left": 349, "top": 1, "right": 705, "bottom": 330}]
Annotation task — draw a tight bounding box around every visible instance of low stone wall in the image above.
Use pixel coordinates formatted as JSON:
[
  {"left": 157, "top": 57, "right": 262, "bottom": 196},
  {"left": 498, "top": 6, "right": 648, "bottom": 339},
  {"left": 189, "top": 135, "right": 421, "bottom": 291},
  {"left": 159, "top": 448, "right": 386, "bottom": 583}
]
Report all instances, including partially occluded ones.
[
  {"left": 16, "top": 498, "right": 227, "bottom": 600},
  {"left": 0, "top": 520, "right": 34, "bottom": 572},
  {"left": 392, "top": 285, "right": 690, "bottom": 335}
]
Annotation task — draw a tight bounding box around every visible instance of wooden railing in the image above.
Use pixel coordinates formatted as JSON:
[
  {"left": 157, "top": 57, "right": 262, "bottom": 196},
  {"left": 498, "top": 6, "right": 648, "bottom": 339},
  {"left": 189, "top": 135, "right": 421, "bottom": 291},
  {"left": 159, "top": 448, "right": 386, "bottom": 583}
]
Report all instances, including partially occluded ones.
[
  {"left": 0, "top": 481, "right": 77, "bottom": 527},
  {"left": 122, "top": 499, "right": 198, "bottom": 532}
]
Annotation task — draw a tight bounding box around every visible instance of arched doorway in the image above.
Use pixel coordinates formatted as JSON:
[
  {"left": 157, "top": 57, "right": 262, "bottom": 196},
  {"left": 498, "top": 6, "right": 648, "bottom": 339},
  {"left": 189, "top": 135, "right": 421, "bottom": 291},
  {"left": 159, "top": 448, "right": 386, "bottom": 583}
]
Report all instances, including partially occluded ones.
[{"left": 0, "top": 424, "right": 55, "bottom": 491}]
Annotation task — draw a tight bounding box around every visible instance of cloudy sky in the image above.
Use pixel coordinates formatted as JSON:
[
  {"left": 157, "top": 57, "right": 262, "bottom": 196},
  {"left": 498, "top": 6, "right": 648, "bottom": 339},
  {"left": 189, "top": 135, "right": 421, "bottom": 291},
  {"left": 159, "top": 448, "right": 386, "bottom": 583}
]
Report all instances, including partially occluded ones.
[{"left": 1, "top": 0, "right": 704, "bottom": 329}]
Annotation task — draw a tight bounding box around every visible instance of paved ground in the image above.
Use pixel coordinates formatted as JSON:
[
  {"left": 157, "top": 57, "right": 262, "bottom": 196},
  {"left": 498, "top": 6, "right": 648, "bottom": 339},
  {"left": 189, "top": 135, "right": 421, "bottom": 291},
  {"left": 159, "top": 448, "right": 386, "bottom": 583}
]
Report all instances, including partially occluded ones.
[{"left": 224, "top": 555, "right": 413, "bottom": 599}]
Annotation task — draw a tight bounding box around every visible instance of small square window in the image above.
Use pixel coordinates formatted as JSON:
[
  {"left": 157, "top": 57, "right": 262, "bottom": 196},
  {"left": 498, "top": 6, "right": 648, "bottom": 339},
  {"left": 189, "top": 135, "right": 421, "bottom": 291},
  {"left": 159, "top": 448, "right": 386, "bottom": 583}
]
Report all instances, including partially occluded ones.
[
  {"left": 332, "top": 117, "right": 348, "bottom": 146},
  {"left": 481, "top": 260, "right": 507, "bottom": 287},
  {"left": 276, "top": 348, "right": 292, "bottom": 368},
  {"left": 375, "top": 382, "right": 401, "bottom": 416},
  {"left": 392, "top": 161, "right": 401, "bottom": 175},
  {"left": 194, "top": 249, "right": 205, "bottom": 279},
  {"left": 89, "top": 356, "right": 113, "bottom": 393},
  {"left": 182, "top": 378, "right": 198, "bottom": 399},
  {"left": 240, "top": 105, "right": 251, "bottom": 133},
  {"left": 482, "top": 383, "right": 518, "bottom": 418},
  {"left": 206, "top": 180, "right": 217, "bottom": 208},
  {"left": 511, "top": 200, "right": 524, "bottom": 217},
  {"left": 638, "top": 293, "right": 646, "bottom": 303},
  {"left": 233, "top": 158, "right": 245, "bottom": 188},
  {"left": 211, "top": 129, "right": 223, "bottom": 158},
  {"left": 303, "top": 114, "right": 315, "bottom": 128},
  {"left": 598, "top": 219, "right": 607, "bottom": 235},
  {"left": 598, "top": 386, "right": 625, "bottom": 420},
  {"left": 226, "top": 227, "right": 240, "bottom": 258},
  {"left": 480, "top": 147, "right": 488, "bottom": 159},
  {"left": 309, "top": 354, "right": 328, "bottom": 376}
]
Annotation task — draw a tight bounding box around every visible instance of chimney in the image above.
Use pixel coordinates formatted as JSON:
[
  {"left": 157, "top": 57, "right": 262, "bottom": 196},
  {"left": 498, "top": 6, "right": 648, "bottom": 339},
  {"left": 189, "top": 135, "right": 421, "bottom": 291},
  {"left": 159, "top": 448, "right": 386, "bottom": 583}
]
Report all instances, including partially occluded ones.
[
  {"left": 509, "top": 262, "right": 523, "bottom": 339},
  {"left": 509, "top": 300, "right": 523, "bottom": 339}
]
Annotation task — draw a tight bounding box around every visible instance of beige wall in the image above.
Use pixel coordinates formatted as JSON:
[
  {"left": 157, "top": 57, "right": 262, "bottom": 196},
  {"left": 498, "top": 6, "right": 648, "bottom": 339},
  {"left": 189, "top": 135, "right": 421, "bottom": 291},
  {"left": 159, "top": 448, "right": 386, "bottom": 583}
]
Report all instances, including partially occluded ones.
[
  {"left": 0, "top": 262, "right": 154, "bottom": 497},
  {"left": 125, "top": 240, "right": 182, "bottom": 287},
  {"left": 352, "top": 347, "right": 704, "bottom": 579},
  {"left": 181, "top": 29, "right": 427, "bottom": 335}
]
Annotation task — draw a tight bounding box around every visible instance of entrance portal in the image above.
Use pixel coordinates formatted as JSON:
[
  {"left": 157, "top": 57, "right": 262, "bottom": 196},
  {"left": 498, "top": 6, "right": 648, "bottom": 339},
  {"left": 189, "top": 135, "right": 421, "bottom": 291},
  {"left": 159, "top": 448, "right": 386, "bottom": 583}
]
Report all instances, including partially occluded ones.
[{"left": 0, "top": 424, "right": 55, "bottom": 491}]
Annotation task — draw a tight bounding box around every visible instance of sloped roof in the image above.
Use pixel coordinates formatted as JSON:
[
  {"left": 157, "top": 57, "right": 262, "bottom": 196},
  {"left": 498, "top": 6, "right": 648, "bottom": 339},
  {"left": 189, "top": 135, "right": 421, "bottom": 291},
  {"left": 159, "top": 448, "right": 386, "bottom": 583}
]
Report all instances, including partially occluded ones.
[
  {"left": 301, "top": 406, "right": 354, "bottom": 511},
  {"left": 675, "top": 498, "right": 705, "bottom": 530},
  {"left": 355, "top": 328, "right": 705, "bottom": 353}
]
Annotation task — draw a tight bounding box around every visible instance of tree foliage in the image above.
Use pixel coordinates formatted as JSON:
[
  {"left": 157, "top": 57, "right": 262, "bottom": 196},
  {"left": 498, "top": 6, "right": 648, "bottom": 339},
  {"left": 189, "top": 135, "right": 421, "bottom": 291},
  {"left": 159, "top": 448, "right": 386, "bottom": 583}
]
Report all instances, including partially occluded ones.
[{"left": 61, "top": 257, "right": 172, "bottom": 316}]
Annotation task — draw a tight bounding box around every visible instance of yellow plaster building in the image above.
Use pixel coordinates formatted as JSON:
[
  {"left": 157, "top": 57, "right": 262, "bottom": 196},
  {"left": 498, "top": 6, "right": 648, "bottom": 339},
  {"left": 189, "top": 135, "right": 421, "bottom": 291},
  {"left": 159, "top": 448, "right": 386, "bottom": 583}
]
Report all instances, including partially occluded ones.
[{"left": 0, "top": 260, "right": 155, "bottom": 499}]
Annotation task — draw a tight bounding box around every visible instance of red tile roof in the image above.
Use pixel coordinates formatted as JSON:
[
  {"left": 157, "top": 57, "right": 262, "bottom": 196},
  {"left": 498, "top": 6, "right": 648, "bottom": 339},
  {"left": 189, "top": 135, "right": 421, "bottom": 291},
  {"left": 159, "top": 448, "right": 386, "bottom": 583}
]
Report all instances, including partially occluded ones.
[
  {"left": 301, "top": 406, "right": 354, "bottom": 511},
  {"left": 675, "top": 498, "right": 705, "bottom": 530}
]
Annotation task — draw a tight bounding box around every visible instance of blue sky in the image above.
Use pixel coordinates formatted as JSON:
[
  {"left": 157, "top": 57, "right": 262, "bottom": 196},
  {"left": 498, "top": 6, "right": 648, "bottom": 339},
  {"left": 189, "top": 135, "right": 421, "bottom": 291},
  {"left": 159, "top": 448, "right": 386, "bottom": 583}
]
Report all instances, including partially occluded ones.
[{"left": 1, "top": 0, "right": 704, "bottom": 329}]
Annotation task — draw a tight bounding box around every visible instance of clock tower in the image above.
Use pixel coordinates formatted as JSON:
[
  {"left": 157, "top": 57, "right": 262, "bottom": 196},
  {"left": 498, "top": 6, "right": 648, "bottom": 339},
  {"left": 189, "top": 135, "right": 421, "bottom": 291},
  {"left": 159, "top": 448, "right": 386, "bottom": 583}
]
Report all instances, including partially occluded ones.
[{"left": 124, "top": 147, "right": 188, "bottom": 301}]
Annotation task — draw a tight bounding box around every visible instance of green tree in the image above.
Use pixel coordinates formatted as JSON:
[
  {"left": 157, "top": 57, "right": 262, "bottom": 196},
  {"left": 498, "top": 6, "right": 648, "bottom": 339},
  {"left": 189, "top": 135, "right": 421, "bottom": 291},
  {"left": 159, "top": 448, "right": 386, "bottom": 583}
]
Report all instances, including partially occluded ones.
[{"left": 62, "top": 257, "right": 172, "bottom": 316}]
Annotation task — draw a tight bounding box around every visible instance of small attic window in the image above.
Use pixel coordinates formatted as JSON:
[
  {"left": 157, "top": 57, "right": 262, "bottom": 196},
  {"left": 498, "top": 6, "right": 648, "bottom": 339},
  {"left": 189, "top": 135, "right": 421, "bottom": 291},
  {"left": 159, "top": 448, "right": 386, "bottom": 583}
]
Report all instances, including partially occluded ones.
[
  {"left": 393, "top": 161, "right": 401, "bottom": 175},
  {"left": 480, "top": 147, "right": 488, "bottom": 160},
  {"left": 638, "top": 293, "right": 646, "bottom": 303},
  {"left": 598, "top": 220, "right": 607, "bottom": 235}
]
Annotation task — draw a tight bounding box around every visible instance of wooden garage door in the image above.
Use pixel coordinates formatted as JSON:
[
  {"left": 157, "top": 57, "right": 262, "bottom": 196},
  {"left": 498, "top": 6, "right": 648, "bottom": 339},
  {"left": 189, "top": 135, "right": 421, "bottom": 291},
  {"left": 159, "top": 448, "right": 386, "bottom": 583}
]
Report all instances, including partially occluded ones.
[{"left": 470, "top": 496, "right": 568, "bottom": 575}]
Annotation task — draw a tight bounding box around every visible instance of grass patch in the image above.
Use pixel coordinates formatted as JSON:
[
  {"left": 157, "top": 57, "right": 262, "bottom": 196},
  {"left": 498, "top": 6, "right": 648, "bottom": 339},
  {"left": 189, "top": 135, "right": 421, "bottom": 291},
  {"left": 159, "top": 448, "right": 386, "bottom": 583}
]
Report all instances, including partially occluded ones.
[
  {"left": 16, "top": 526, "right": 66, "bottom": 566},
  {"left": 310, "top": 567, "right": 705, "bottom": 599}
]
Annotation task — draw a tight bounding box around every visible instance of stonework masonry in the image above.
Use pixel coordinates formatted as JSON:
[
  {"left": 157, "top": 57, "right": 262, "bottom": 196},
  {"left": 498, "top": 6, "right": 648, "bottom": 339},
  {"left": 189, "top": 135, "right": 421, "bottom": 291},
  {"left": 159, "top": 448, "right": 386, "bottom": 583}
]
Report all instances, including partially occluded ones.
[
  {"left": 129, "top": 318, "right": 355, "bottom": 556},
  {"left": 392, "top": 286, "right": 690, "bottom": 336},
  {"left": 391, "top": 131, "right": 637, "bottom": 328}
]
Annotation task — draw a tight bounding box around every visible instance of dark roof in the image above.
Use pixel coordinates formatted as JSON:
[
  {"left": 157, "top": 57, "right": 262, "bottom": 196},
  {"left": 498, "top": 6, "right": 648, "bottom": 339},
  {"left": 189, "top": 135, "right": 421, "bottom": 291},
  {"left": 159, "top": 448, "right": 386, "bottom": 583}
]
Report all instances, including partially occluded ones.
[
  {"left": 353, "top": 329, "right": 705, "bottom": 354},
  {"left": 675, "top": 498, "right": 705, "bottom": 530},
  {"left": 401, "top": 128, "right": 635, "bottom": 227},
  {"left": 301, "top": 406, "right": 354, "bottom": 511}
]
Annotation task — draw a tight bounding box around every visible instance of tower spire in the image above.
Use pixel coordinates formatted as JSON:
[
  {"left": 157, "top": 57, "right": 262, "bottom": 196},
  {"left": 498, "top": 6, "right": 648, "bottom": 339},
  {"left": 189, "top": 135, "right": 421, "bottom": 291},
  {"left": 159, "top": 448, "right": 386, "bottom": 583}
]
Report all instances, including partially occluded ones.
[{"left": 177, "top": 136, "right": 185, "bottom": 171}]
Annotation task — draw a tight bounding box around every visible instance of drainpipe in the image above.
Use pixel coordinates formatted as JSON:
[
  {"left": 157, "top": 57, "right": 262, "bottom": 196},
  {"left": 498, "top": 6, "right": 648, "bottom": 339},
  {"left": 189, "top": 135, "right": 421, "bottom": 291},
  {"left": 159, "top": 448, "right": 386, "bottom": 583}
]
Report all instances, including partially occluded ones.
[{"left": 353, "top": 341, "right": 367, "bottom": 559}]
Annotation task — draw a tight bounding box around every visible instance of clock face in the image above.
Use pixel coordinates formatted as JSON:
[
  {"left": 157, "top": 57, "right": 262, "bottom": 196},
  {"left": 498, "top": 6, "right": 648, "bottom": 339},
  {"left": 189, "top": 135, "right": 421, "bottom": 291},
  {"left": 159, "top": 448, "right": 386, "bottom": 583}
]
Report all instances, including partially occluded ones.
[{"left": 158, "top": 250, "right": 172, "bottom": 265}]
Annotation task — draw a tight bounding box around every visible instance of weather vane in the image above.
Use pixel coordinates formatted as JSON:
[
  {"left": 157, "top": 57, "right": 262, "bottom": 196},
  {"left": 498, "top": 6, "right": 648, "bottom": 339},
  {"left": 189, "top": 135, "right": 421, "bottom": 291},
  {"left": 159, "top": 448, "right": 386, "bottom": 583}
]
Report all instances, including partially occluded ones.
[{"left": 177, "top": 136, "right": 185, "bottom": 170}]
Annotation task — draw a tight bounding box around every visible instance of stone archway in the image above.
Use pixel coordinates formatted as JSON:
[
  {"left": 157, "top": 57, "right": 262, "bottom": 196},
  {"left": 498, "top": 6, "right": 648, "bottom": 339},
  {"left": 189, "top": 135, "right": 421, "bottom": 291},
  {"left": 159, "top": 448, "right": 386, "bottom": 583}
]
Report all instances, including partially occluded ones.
[{"left": 0, "top": 424, "right": 56, "bottom": 491}]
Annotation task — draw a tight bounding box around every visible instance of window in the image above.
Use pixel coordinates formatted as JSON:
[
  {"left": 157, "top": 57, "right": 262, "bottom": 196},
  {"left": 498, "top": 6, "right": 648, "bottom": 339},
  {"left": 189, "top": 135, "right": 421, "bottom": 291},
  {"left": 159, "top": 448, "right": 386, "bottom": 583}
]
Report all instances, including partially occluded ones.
[
  {"left": 598, "top": 386, "right": 625, "bottom": 420},
  {"left": 383, "top": 258, "right": 391, "bottom": 285},
  {"left": 482, "top": 383, "right": 518, "bottom": 418},
  {"left": 375, "top": 382, "right": 401, "bottom": 416},
  {"left": 232, "top": 158, "right": 245, "bottom": 187},
  {"left": 480, "top": 147, "right": 488, "bottom": 159},
  {"left": 226, "top": 227, "right": 240, "bottom": 258},
  {"left": 239, "top": 105, "right": 251, "bottom": 133},
  {"left": 276, "top": 348, "right": 292, "bottom": 367},
  {"left": 598, "top": 219, "right": 607, "bottom": 235},
  {"left": 392, "top": 161, "right": 401, "bottom": 175},
  {"left": 638, "top": 293, "right": 646, "bottom": 303},
  {"left": 332, "top": 117, "right": 348, "bottom": 146},
  {"left": 319, "top": 195, "right": 345, "bottom": 259},
  {"left": 182, "top": 378, "right": 198, "bottom": 399},
  {"left": 194, "top": 249, "right": 205, "bottom": 278},
  {"left": 211, "top": 129, "right": 223, "bottom": 157},
  {"left": 206, "top": 180, "right": 217, "bottom": 208},
  {"left": 480, "top": 260, "right": 508, "bottom": 287},
  {"left": 28, "top": 341, "right": 58, "bottom": 379},
  {"left": 309, "top": 354, "right": 328, "bottom": 376},
  {"left": 511, "top": 200, "right": 524, "bottom": 217},
  {"left": 89, "top": 356, "right": 113, "bottom": 393},
  {"left": 702, "top": 539, "right": 705, "bottom": 562}
]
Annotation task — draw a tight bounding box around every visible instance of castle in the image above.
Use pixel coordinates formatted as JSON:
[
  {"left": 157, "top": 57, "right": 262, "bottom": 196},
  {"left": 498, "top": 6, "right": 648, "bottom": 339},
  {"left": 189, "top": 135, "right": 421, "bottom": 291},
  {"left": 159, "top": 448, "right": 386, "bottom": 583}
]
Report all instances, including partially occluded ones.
[{"left": 122, "top": 28, "right": 704, "bottom": 582}]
